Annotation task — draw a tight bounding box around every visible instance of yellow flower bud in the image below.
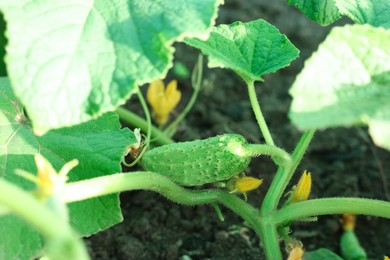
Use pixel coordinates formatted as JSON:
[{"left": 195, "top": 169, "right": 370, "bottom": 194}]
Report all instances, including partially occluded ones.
[
  {"left": 34, "top": 154, "right": 78, "bottom": 200},
  {"left": 235, "top": 176, "right": 263, "bottom": 192},
  {"left": 290, "top": 170, "right": 311, "bottom": 203},
  {"left": 35, "top": 154, "right": 58, "bottom": 198},
  {"left": 147, "top": 79, "right": 181, "bottom": 125}
]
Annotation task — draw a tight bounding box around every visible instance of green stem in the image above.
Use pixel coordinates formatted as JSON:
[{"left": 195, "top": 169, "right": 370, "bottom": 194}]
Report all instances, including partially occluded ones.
[
  {"left": 0, "top": 178, "right": 89, "bottom": 259},
  {"left": 247, "top": 80, "right": 274, "bottom": 146},
  {"left": 164, "top": 55, "right": 203, "bottom": 136},
  {"left": 116, "top": 107, "right": 173, "bottom": 146},
  {"left": 63, "top": 171, "right": 263, "bottom": 240},
  {"left": 244, "top": 144, "right": 292, "bottom": 167},
  {"left": 260, "top": 222, "right": 282, "bottom": 260},
  {"left": 0, "top": 179, "right": 68, "bottom": 238},
  {"left": 270, "top": 198, "right": 390, "bottom": 225},
  {"left": 261, "top": 130, "right": 315, "bottom": 215},
  {"left": 125, "top": 88, "right": 152, "bottom": 167}
]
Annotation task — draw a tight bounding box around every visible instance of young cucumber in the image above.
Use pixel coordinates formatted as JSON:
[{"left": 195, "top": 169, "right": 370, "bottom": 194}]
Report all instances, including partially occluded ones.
[{"left": 141, "top": 134, "right": 251, "bottom": 186}]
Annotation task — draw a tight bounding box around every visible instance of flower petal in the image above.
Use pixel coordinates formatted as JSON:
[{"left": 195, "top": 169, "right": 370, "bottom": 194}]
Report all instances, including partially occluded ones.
[
  {"left": 147, "top": 79, "right": 165, "bottom": 111},
  {"left": 236, "top": 176, "right": 263, "bottom": 192},
  {"left": 291, "top": 170, "right": 311, "bottom": 203},
  {"left": 165, "top": 79, "right": 181, "bottom": 111}
]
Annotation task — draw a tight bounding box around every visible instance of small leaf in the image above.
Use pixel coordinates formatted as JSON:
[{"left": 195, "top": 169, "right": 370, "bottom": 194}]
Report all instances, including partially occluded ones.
[
  {"left": 0, "top": 77, "right": 135, "bottom": 259},
  {"left": 335, "top": 0, "right": 390, "bottom": 29},
  {"left": 0, "top": 0, "right": 221, "bottom": 133},
  {"left": 185, "top": 19, "right": 299, "bottom": 82},
  {"left": 287, "top": 0, "right": 342, "bottom": 25},
  {"left": 289, "top": 24, "right": 390, "bottom": 150}
]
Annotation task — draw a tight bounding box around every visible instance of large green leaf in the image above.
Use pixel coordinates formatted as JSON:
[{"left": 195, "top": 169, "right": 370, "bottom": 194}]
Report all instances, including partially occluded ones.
[
  {"left": 0, "top": 77, "right": 135, "bottom": 259},
  {"left": 185, "top": 19, "right": 299, "bottom": 82},
  {"left": 0, "top": 216, "right": 43, "bottom": 260},
  {"left": 335, "top": 0, "right": 390, "bottom": 29},
  {"left": 287, "top": 0, "right": 342, "bottom": 26},
  {"left": 287, "top": 0, "right": 390, "bottom": 28},
  {"left": 0, "top": 0, "right": 221, "bottom": 134},
  {"left": 289, "top": 24, "right": 390, "bottom": 150}
]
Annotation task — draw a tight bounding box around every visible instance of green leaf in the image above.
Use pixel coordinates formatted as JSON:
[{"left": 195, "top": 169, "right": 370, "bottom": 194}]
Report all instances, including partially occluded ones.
[
  {"left": 0, "top": 12, "right": 6, "bottom": 76},
  {"left": 0, "top": 216, "right": 43, "bottom": 260},
  {"left": 303, "top": 248, "right": 343, "bottom": 260},
  {"left": 0, "top": 77, "right": 135, "bottom": 259},
  {"left": 287, "top": 0, "right": 342, "bottom": 25},
  {"left": 335, "top": 0, "right": 390, "bottom": 29},
  {"left": 289, "top": 24, "right": 390, "bottom": 150},
  {"left": 185, "top": 19, "right": 299, "bottom": 82},
  {"left": 0, "top": 0, "right": 221, "bottom": 134}
]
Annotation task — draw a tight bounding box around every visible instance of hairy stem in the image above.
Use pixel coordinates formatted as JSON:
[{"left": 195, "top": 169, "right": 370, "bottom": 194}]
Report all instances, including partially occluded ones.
[
  {"left": 64, "top": 172, "right": 255, "bottom": 217},
  {"left": 244, "top": 144, "right": 292, "bottom": 167},
  {"left": 270, "top": 198, "right": 390, "bottom": 225},
  {"left": 116, "top": 107, "right": 173, "bottom": 146},
  {"left": 261, "top": 130, "right": 315, "bottom": 215},
  {"left": 0, "top": 178, "right": 89, "bottom": 259},
  {"left": 63, "top": 171, "right": 264, "bottom": 242},
  {"left": 260, "top": 222, "right": 282, "bottom": 260},
  {"left": 247, "top": 80, "right": 274, "bottom": 146}
]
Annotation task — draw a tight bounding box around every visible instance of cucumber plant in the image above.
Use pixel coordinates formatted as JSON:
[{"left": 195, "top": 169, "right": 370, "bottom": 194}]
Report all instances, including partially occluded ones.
[{"left": 0, "top": 0, "right": 389, "bottom": 259}]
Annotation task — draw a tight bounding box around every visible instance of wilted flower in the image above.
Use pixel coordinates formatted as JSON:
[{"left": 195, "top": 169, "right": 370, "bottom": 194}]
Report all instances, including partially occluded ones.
[
  {"left": 125, "top": 128, "right": 143, "bottom": 158},
  {"left": 341, "top": 214, "right": 356, "bottom": 231},
  {"left": 286, "top": 241, "right": 304, "bottom": 260}
]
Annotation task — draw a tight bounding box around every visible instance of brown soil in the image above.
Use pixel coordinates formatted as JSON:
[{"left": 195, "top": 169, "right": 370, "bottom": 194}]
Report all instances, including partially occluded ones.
[{"left": 86, "top": 1, "right": 390, "bottom": 259}]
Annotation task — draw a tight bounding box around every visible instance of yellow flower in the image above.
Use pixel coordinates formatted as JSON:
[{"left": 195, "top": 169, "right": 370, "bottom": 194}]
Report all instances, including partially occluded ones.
[
  {"left": 35, "top": 154, "right": 59, "bottom": 198},
  {"left": 147, "top": 79, "right": 181, "bottom": 125},
  {"left": 235, "top": 176, "right": 263, "bottom": 192},
  {"left": 16, "top": 155, "right": 78, "bottom": 200},
  {"left": 385, "top": 256, "right": 390, "bottom": 260},
  {"left": 35, "top": 154, "right": 78, "bottom": 200},
  {"left": 290, "top": 170, "right": 311, "bottom": 203},
  {"left": 228, "top": 176, "right": 263, "bottom": 201}
]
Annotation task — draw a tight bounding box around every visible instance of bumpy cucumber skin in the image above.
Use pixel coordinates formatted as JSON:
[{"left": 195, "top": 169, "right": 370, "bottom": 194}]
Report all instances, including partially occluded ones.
[{"left": 141, "top": 134, "right": 251, "bottom": 186}]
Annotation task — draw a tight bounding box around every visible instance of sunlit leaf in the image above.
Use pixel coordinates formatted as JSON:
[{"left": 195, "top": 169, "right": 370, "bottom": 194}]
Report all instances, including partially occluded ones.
[
  {"left": 0, "top": 77, "right": 135, "bottom": 259},
  {"left": 287, "top": 0, "right": 342, "bottom": 25},
  {"left": 335, "top": 0, "right": 390, "bottom": 29},
  {"left": 289, "top": 24, "right": 390, "bottom": 150},
  {"left": 185, "top": 19, "right": 299, "bottom": 82},
  {"left": 0, "top": 0, "right": 221, "bottom": 133}
]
